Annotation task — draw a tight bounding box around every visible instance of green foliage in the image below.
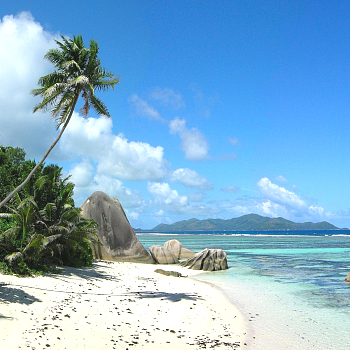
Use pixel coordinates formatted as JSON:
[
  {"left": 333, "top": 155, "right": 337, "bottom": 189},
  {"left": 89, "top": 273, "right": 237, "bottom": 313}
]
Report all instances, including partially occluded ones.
[
  {"left": 0, "top": 146, "right": 41, "bottom": 208},
  {"left": 32, "top": 34, "right": 119, "bottom": 128},
  {"left": 0, "top": 146, "right": 97, "bottom": 275}
]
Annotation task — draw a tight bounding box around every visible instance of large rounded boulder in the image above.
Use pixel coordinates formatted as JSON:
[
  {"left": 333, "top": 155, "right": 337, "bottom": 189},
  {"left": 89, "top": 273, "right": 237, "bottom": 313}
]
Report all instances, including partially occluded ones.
[
  {"left": 163, "top": 239, "right": 195, "bottom": 260},
  {"left": 81, "top": 191, "right": 154, "bottom": 263},
  {"left": 149, "top": 245, "right": 179, "bottom": 264},
  {"left": 180, "top": 248, "right": 228, "bottom": 271}
]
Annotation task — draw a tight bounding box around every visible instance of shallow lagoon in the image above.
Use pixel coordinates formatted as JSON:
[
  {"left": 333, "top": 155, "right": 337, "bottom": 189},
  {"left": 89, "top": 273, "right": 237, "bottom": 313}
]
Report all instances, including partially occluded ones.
[{"left": 139, "top": 231, "right": 350, "bottom": 350}]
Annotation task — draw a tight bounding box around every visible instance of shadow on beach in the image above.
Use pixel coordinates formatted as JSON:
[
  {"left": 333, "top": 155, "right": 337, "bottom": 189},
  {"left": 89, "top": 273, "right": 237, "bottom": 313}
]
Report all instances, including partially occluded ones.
[
  {"left": 125, "top": 290, "right": 204, "bottom": 302},
  {"left": 0, "top": 262, "right": 121, "bottom": 301},
  {"left": 48, "top": 261, "right": 121, "bottom": 283},
  {"left": 0, "top": 282, "right": 42, "bottom": 305}
]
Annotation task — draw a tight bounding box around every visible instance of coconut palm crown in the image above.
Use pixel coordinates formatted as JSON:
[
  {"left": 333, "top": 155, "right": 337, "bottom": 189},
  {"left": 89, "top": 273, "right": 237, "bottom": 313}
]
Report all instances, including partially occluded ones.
[
  {"left": 32, "top": 34, "right": 119, "bottom": 126},
  {"left": 0, "top": 35, "right": 119, "bottom": 208}
]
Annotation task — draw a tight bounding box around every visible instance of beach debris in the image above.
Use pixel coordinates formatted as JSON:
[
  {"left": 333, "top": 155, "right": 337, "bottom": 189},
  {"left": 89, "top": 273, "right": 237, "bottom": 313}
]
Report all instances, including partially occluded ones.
[
  {"left": 180, "top": 248, "right": 228, "bottom": 271},
  {"left": 154, "top": 269, "right": 186, "bottom": 277},
  {"left": 163, "top": 239, "right": 195, "bottom": 260},
  {"left": 149, "top": 245, "right": 179, "bottom": 264},
  {"left": 80, "top": 191, "right": 154, "bottom": 263}
]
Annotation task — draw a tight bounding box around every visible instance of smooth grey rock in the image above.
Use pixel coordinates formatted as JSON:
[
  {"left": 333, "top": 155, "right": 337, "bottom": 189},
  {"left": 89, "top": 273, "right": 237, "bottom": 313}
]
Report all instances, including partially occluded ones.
[
  {"left": 180, "top": 248, "right": 228, "bottom": 271},
  {"left": 345, "top": 272, "right": 350, "bottom": 282},
  {"left": 80, "top": 191, "right": 154, "bottom": 263},
  {"left": 149, "top": 245, "right": 179, "bottom": 264},
  {"left": 163, "top": 239, "right": 195, "bottom": 260},
  {"left": 154, "top": 269, "right": 185, "bottom": 277}
]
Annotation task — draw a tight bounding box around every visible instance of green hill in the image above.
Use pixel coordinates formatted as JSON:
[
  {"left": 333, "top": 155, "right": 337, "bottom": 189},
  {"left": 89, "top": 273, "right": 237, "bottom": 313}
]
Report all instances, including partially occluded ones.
[{"left": 151, "top": 214, "right": 339, "bottom": 231}]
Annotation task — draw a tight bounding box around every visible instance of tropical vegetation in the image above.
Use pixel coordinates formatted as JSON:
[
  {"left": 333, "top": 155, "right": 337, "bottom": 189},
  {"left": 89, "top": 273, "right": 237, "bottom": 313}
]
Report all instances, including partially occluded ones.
[{"left": 0, "top": 145, "right": 97, "bottom": 275}]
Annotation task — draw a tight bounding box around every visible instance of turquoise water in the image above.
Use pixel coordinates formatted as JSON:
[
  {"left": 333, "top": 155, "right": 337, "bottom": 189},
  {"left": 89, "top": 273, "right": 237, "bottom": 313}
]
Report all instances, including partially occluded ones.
[{"left": 138, "top": 232, "right": 350, "bottom": 349}]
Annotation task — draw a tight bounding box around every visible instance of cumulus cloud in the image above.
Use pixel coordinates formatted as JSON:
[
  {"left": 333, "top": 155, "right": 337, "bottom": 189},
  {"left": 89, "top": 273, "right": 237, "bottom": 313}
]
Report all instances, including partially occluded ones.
[
  {"left": 169, "top": 117, "right": 209, "bottom": 161},
  {"left": 257, "top": 177, "right": 325, "bottom": 219},
  {"left": 257, "top": 199, "right": 286, "bottom": 217},
  {"left": 128, "top": 94, "right": 165, "bottom": 122},
  {"left": 149, "top": 87, "right": 185, "bottom": 109},
  {"left": 69, "top": 159, "right": 95, "bottom": 188},
  {"left": 148, "top": 182, "right": 189, "bottom": 210},
  {"left": 69, "top": 160, "right": 143, "bottom": 208},
  {"left": 60, "top": 113, "right": 169, "bottom": 181},
  {"left": 0, "top": 12, "right": 59, "bottom": 158},
  {"left": 257, "top": 177, "right": 307, "bottom": 210},
  {"left": 147, "top": 182, "right": 219, "bottom": 217},
  {"left": 170, "top": 168, "right": 213, "bottom": 190}
]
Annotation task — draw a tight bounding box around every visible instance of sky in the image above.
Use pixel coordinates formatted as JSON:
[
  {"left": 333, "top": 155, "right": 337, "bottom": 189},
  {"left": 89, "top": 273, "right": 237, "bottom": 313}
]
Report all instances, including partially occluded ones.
[{"left": 1, "top": 1, "right": 350, "bottom": 229}]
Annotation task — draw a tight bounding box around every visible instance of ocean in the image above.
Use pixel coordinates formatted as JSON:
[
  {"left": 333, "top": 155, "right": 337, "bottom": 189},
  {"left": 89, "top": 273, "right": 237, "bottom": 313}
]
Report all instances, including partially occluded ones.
[{"left": 138, "top": 230, "right": 350, "bottom": 350}]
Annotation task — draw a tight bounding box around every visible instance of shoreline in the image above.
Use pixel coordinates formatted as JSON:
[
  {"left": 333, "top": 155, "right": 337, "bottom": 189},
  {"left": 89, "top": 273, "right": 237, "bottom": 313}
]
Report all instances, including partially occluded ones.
[{"left": 0, "top": 261, "right": 248, "bottom": 349}]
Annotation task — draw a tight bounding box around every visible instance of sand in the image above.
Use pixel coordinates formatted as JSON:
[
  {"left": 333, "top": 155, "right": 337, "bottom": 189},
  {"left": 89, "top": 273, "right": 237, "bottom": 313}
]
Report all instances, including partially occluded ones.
[{"left": 0, "top": 261, "right": 248, "bottom": 349}]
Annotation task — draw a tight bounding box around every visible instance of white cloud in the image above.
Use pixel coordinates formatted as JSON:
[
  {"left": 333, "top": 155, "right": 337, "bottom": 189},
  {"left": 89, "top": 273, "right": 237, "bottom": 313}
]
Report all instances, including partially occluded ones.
[
  {"left": 276, "top": 175, "right": 287, "bottom": 183},
  {"left": 128, "top": 94, "right": 165, "bottom": 122},
  {"left": 60, "top": 113, "right": 169, "bottom": 181},
  {"left": 148, "top": 182, "right": 189, "bottom": 208},
  {"left": 0, "top": 12, "right": 59, "bottom": 158},
  {"left": 147, "top": 182, "right": 189, "bottom": 213},
  {"left": 309, "top": 205, "right": 324, "bottom": 216},
  {"left": 257, "top": 177, "right": 307, "bottom": 210},
  {"left": 257, "top": 177, "right": 325, "bottom": 219},
  {"left": 149, "top": 87, "right": 185, "bottom": 109},
  {"left": 170, "top": 168, "right": 213, "bottom": 190},
  {"left": 128, "top": 212, "right": 140, "bottom": 220},
  {"left": 221, "top": 185, "right": 239, "bottom": 193},
  {"left": 69, "top": 160, "right": 143, "bottom": 208},
  {"left": 69, "top": 159, "right": 95, "bottom": 188},
  {"left": 257, "top": 200, "right": 286, "bottom": 217},
  {"left": 147, "top": 182, "right": 219, "bottom": 217},
  {"left": 169, "top": 117, "right": 209, "bottom": 161}
]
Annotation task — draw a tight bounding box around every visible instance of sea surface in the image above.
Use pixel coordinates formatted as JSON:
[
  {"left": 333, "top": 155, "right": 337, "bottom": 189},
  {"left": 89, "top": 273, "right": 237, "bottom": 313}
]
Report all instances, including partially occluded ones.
[{"left": 138, "top": 230, "right": 350, "bottom": 350}]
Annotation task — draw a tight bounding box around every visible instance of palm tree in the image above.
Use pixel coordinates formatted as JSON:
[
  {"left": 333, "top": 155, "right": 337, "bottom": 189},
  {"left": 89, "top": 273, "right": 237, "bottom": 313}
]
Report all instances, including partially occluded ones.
[
  {"left": 0, "top": 168, "right": 98, "bottom": 272},
  {"left": 0, "top": 193, "right": 40, "bottom": 267},
  {"left": 0, "top": 35, "right": 119, "bottom": 209}
]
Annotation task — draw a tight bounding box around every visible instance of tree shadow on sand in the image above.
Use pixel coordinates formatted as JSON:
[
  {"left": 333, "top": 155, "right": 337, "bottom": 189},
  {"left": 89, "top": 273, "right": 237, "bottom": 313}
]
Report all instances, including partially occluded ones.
[
  {"left": 0, "top": 282, "right": 41, "bottom": 305},
  {"left": 50, "top": 261, "right": 121, "bottom": 283},
  {"left": 125, "top": 290, "right": 204, "bottom": 302}
]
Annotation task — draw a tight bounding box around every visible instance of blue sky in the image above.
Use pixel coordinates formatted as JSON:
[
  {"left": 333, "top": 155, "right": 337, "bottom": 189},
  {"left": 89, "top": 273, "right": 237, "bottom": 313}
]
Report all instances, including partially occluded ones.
[{"left": 1, "top": 1, "right": 350, "bottom": 229}]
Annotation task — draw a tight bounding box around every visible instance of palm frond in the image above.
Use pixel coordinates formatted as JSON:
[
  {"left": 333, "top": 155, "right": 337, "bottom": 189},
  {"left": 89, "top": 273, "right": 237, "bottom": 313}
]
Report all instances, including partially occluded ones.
[
  {"left": 62, "top": 60, "right": 82, "bottom": 74},
  {"left": 93, "top": 76, "right": 120, "bottom": 92},
  {"left": 42, "top": 234, "right": 62, "bottom": 248},
  {"left": 5, "top": 251, "right": 22, "bottom": 264},
  {"left": 22, "top": 234, "right": 45, "bottom": 254},
  {"left": 90, "top": 95, "right": 111, "bottom": 117}
]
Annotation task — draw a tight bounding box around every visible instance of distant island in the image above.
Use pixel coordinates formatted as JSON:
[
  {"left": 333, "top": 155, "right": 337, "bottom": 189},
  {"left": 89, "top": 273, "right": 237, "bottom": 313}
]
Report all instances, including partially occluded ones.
[{"left": 148, "top": 214, "right": 342, "bottom": 231}]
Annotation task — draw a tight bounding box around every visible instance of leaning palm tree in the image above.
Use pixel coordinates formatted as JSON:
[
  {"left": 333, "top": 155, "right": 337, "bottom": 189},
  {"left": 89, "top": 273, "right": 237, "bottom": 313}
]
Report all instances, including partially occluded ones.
[{"left": 0, "top": 35, "right": 119, "bottom": 208}]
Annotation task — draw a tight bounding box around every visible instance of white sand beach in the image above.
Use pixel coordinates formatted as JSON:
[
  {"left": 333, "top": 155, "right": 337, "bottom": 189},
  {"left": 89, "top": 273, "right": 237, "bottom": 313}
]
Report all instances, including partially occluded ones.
[{"left": 0, "top": 261, "right": 248, "bottom": 349}]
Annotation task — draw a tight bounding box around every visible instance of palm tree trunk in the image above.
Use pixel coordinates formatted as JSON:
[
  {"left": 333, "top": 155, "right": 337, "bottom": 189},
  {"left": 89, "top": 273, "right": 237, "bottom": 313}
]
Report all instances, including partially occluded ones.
[{"left": 0, "top": 94, "right": 79, "bottom": 209}]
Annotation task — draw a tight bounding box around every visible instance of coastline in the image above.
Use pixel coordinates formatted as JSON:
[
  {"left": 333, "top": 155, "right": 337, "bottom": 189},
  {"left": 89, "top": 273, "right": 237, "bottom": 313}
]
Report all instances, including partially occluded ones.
[{"left": 0, "top": 261, "right": 248, "bottom": 349}]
